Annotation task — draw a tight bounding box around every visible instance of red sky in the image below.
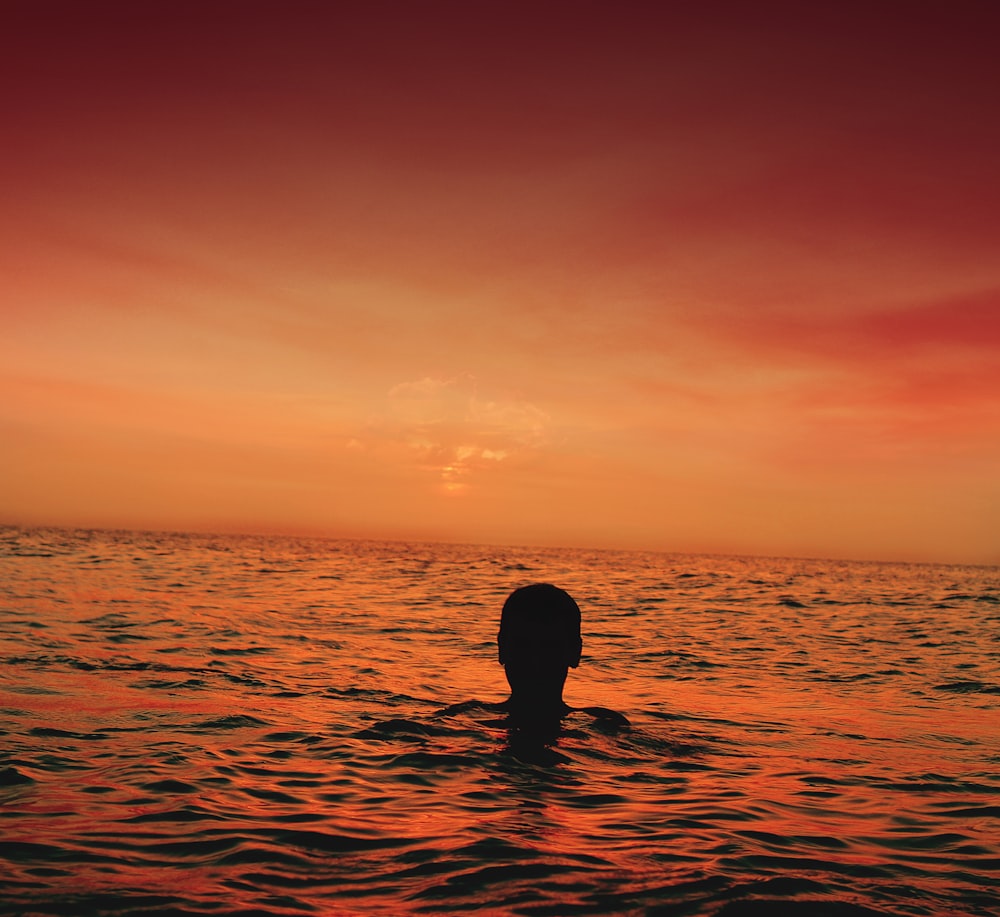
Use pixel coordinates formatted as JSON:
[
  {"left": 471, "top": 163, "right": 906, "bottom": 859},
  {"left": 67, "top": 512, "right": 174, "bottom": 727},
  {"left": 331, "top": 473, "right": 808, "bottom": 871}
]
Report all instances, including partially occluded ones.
[{"left": 2, "top": 1, "right": 998, "bottom": 562}]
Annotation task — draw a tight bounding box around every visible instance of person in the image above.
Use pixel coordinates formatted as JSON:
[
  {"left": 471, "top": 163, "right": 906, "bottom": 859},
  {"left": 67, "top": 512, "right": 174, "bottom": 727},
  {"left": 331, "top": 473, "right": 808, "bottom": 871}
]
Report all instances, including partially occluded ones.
[
  {"left": 496, "top": 583, "right": 628, "bottom": 734},
  {"left": 498, "top": 583, "right": 582, "bottom": 720},
  {"left": 435, "top": 583, "right": 628, "bottom": 762}
]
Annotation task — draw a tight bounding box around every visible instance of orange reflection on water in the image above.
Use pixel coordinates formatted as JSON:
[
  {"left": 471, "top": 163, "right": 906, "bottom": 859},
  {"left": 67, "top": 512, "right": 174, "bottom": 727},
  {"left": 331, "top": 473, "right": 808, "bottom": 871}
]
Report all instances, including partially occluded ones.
[{"left": 1, "top": 529, "right": 998, "bottom": 915}]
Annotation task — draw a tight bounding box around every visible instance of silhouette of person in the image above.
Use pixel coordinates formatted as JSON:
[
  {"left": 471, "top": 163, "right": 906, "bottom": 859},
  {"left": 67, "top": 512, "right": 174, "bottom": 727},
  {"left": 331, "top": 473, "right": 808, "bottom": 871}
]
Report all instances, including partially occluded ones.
[
  {"left": 497, "top": 583, "right": 628, "bottom": 735},
  {"left": 436, "top": 582, "right": 627, "bottom": 762},
  {"left": 498, "top": 583, "right": 582, "bottom": 721}
]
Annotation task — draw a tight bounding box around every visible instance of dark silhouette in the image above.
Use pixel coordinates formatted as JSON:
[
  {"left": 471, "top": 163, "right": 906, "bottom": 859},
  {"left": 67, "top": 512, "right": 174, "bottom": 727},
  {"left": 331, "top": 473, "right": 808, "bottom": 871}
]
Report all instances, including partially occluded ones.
[
  {"left": 498, "top": 583, "right": 582, "bottom": 721},
  {"left": 439, "top": 583, "right": 628, "bottom": 762},
  {"left": 497, "top": 583, "right": 628, "bottom": 737}
]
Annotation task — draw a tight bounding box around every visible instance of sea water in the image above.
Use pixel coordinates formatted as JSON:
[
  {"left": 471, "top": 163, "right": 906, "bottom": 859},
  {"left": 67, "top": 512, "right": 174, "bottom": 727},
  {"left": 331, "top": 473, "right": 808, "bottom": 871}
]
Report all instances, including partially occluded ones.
[{"left": 1, "top": 526, "right": 998, "bottom": 916}]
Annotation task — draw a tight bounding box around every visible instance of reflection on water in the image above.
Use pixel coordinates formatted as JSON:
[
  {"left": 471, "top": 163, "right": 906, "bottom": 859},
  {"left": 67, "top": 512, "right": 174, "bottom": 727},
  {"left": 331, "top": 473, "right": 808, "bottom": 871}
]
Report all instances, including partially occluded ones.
[{"left": 1, "top": 526, "right": 998, "bottom": 915}]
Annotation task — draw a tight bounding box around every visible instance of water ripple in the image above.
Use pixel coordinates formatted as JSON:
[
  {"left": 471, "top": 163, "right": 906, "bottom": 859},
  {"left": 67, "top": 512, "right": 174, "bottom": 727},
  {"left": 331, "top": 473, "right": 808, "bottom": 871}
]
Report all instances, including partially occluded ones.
[{"left": 0, "top": 527, "right": 997, "bottom": 916}]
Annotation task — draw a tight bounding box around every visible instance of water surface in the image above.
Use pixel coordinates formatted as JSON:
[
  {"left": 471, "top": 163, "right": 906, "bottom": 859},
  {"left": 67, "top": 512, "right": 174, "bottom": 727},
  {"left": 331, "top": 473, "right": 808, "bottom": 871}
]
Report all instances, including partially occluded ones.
[{"left": 1, "top": 527, "right": 998, "bottom": 915}]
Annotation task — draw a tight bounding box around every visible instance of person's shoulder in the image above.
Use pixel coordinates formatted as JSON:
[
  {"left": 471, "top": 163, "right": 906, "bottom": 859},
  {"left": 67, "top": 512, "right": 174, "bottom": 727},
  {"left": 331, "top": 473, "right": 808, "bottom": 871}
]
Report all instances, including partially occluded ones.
[
  {"left": 437, "top": 699, "right": 507, "bottom": 717},
  {"left": 578, "top": 705, "right": 631, "bottom": 731}
]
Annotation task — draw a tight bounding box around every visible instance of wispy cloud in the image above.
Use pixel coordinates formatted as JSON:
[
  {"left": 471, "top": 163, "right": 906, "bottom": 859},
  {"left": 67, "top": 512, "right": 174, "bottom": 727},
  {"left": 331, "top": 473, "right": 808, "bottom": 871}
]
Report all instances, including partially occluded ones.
[{"left": 358, "top": 375, "right": 550, "bottom": 493}]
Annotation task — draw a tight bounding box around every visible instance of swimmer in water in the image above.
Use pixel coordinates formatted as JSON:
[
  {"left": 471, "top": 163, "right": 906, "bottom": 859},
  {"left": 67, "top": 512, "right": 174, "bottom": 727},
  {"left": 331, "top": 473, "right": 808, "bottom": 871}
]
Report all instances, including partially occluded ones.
[
  {"left": 438, "top": 582, "right": 628, "bottom": 762},
  {"left": 498, "top": 583, "right": 582, "bottom": 719},
  {"left": 497, "top": 583, "right": 628, "bottom": 733}
]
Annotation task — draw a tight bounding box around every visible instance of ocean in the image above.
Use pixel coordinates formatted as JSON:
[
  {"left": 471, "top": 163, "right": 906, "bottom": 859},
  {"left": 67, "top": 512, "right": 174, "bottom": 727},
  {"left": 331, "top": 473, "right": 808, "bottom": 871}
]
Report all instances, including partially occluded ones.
[{"left": 1, "top": 526, "right": 998, "bottom": 916}]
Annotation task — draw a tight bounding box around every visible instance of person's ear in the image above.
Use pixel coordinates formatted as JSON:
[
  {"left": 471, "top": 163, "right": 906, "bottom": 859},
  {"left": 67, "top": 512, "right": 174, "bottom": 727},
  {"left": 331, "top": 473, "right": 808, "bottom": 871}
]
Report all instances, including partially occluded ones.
[
  {"left": 567, "top": 637, "right": 582, "bottom": 669},
  {"left": 497, "top": 629, "right": 505, "bottom": 666}
]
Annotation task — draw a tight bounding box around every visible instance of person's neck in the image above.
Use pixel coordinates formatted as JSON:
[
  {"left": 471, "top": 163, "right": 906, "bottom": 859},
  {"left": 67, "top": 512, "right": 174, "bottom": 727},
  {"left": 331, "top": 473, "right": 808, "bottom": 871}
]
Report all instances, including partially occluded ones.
[{"left": 506, "top": 690, "right": 569, "bottom": 720}]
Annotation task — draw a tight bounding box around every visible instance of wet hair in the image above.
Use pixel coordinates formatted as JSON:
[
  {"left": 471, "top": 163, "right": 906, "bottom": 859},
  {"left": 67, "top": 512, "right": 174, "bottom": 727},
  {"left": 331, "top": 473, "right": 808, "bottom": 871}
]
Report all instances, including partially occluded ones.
[{"left": 500, "top": 583, "right": 581, "bottom": 637}]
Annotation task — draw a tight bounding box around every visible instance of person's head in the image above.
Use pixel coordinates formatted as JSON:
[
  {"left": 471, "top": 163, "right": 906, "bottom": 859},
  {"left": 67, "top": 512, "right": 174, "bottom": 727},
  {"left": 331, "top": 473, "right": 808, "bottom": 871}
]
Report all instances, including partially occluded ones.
[{"left": 498, "top": 583, "right": 582, "bottom": 707}]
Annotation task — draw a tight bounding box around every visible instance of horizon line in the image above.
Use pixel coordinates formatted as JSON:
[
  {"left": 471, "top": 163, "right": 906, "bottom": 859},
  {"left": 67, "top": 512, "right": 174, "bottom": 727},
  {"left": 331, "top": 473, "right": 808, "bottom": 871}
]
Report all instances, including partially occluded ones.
[{"left": 2, "top": 520, "right": 996, "bottom": 570}]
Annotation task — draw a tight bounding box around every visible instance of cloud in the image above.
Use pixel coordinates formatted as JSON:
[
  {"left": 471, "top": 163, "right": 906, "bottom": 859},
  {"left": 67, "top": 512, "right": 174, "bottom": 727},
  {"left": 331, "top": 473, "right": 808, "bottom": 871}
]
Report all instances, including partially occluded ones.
[
  {"left": 369, "top": 374, "right": 549, "bottom": 492},
  {"left": 387, "top": 376, "right": 475, "bottom": 426},
  {"left": 696, "top": 288, "right": 1000, "bottom": 363}
]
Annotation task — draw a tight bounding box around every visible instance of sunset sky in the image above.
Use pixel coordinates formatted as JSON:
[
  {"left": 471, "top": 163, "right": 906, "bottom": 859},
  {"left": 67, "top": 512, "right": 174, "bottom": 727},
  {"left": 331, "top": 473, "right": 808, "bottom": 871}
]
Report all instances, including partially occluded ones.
[{"left": 3, "top": 2, "right": 998, "bottom": 563}]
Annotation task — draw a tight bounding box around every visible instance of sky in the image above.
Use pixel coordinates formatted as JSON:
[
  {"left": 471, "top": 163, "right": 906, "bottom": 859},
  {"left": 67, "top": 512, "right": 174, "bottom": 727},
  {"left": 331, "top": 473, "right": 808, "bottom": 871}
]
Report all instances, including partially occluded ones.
[{"left": 2, "top": 1, "right": 999, "bottom": 563}]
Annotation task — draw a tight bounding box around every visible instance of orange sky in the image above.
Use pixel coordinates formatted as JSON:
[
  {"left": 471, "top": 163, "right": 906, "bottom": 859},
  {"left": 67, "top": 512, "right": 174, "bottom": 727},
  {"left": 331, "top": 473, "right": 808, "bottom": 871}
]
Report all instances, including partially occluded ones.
[{"left": 2, "top": 2, "right": 998, "bottom": 563}]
